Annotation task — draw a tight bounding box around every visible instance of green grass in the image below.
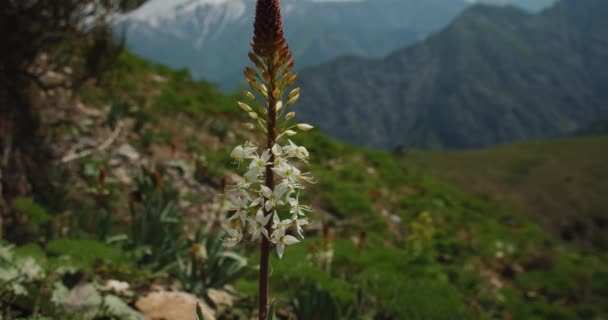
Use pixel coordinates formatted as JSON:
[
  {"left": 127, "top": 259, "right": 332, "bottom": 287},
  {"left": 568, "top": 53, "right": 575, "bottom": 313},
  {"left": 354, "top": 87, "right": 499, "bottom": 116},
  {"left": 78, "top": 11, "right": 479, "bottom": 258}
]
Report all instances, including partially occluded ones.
[{"left": 405, "top": 136, "right": 608, "bottom": 249}]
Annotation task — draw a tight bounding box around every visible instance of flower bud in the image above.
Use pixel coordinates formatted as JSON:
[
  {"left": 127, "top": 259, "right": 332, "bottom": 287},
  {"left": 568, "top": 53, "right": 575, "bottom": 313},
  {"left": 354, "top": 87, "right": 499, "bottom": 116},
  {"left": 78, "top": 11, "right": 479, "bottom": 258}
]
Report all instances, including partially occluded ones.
[
  {"left": 285, "top": 130, "right": 297, "bottom": 136},
  {"left": 286, "top": 93, "right": 300, "bottom": 107},
  {"left": 244, "top": 67, "right": 258, "bottom": 81},
  {"left": 258, "top": 105, "right": 268, "bottom": 115},
  {"left": 272, "top": 87, "right": 281, "bottom": 99},
  {"left": 285, "top": 60, "right": 295, "bottom": 73},
  {"left": 288, "top": 88, "right": 301, "bottom": 100},
  {"left": 248, "top": 52, "right": 264, "bottom": 69},
  {"left": 248, "top": 112, "right": 259, "bottom": 120},
  {"left": 243, "top": 123, "right": 255, "bottom": 130},
  {"left": 297, "top": 123, "right": 314, "bottom": 131},
  {"left": 276, "top": 100, "right": 283, "bottom": 112},
  {"left": 284, "top": 111, "right": 295, "bottom": 121},
  {"left": 248, "top": 80, "right": 259, "bottom": 91},
  {"left": 238, "top": 101, "right": 252, "bottom": 112},
  {"left": 287, "top": 73, "right": 298, "bottom": 87},
  {"left": 243, "top": 91, "right": 256, "bottom": 100}
]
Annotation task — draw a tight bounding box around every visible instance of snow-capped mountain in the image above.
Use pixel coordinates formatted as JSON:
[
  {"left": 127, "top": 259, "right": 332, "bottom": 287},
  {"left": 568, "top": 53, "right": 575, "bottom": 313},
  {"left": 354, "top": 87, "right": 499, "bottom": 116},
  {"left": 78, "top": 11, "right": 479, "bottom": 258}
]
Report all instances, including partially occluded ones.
[{"left": 121, "top": 0, "right": 555, "bottom": 90}]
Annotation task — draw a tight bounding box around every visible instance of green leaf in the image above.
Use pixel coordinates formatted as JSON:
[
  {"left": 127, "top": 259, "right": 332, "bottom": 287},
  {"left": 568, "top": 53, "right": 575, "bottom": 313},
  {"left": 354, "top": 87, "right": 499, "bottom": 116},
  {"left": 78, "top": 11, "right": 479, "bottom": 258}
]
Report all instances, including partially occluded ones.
[
  {"left": 195, "top": 302, "right": 206, "bottom": 320},
  {"left": 46, "top": 239, "right": 128, "bottom": 270},
  {"left": 268, "top": 303, "right": 277, "bottom": 320},
  {"left": 12, "top": 198, "right": 53, "bottom": 225}
]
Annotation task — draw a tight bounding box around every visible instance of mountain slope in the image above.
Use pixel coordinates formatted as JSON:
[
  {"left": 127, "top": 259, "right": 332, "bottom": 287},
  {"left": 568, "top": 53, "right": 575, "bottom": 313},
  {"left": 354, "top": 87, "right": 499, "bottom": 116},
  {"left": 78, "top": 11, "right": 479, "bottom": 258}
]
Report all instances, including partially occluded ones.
[
  {"left": 405, "top": 136, "right": 608, "bottom": 250},
  {"left": 121, "top": 0, "right": 470, "bottom": 89},
  {"left": 296, "top": 0, "right": 608, "bottom": 150},
  {"left": 95, "top": 52, "right": 607, "bottom": 319}
]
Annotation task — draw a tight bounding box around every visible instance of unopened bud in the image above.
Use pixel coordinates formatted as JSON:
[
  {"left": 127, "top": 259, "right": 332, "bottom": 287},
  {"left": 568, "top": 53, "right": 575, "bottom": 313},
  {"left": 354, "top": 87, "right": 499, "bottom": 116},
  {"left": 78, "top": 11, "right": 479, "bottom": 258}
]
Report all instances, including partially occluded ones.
[
  {"left": 248, "top": 80, "right": 259, "bottom": 91},
  {"left": 276, "top": 100, "right": 283, "bottom": 112},
  {"left": 287, "top": 73, "right": 298, "bottom": 87},
  {"left": 248, "top": 112, "right": 259, "bottom": 120},
  {"left": 273, "top": 87, "right": 281, "bottom": 99},
  {"left": 286, "top": 93, "right": 300, "bottom": 107},
  {"left": 238, "top": 102, "right": 252, "bottom": 112},
  {"left": 285, "top": 111, "right": 295, "bottom": 121},
  {"left": 258, "top": 105, "right": 268, "bottom": 115},
  {"left": 248, "top": 52, "right": 264, "bottom": 69},
  {"left": 244, "top": 67, "right": 257, "bottom": 81},
  {"left": 288, "top": 88, "right": 301, "bottom": 100},
  {"left": 297, "top": 123, "right": 314, "bottom": 131},
  {"left": 243, "top": 91, "right": 256, "bottom": 100},
  {"left": 285, "top": 60, "right": 295, "bottom": 72},
  {"left": 285, "top": 130, "right": 297, "bottom": 136},
  {"left": 243, "top": 123, "right": 255, "bottom": 130}
]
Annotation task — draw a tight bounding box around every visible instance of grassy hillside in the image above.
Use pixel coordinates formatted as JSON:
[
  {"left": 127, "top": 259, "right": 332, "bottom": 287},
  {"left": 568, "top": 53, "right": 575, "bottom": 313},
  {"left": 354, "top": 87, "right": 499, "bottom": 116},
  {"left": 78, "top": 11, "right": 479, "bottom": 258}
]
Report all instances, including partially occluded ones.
[
  {"left": 405, "top": 136, "right": 608, "bottom": 250},
  {"left": 3, "top": 52, "right": 607, "bottom": 319}
]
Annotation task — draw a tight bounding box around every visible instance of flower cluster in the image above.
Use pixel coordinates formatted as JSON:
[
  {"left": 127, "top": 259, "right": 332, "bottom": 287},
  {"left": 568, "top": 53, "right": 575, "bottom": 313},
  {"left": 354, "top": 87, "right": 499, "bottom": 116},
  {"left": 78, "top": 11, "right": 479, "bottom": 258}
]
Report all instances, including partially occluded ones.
[{"left": 225, "top": 139, "right": 313, "bottom": 259}]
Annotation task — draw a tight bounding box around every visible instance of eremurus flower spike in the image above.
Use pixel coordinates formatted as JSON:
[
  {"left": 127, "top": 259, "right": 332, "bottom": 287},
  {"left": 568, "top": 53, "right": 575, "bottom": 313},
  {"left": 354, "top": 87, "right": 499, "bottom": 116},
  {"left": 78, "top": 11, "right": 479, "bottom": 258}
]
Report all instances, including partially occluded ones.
[{"left": 224, "top": 1, "right": 312, "bottom": 319}]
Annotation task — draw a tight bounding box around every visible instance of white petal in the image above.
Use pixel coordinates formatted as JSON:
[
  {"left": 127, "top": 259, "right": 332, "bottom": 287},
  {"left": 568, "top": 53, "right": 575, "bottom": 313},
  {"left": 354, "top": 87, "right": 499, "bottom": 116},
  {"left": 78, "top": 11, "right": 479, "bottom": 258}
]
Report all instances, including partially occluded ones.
[
  {"left": 261, "top": 186, "right": 272, "bottom": 198},
  {"left": 271, "top": 144, "right": 282, "bottom": 156},
  {"left": 261, "top": 212, "right": 272, "bottom": 225},
  {"left": 276, "top": 243, "right": 285, "bottom": 259},
  {"left": 283, "top": 235, "right": 299, "bottom": 245}
]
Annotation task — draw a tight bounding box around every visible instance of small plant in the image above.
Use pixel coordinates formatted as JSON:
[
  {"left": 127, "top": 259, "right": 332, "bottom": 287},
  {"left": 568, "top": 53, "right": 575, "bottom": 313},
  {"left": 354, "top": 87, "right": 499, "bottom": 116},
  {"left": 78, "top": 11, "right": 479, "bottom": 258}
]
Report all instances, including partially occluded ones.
[
  {"left": 223, "top": 0, "right": 314, "bottom": 318},
  {"left": 176, "top": 229, "right": 247, "bottom": 296},
  {"left": 128, "top": 168, "right": 183, "bottom": 269}
]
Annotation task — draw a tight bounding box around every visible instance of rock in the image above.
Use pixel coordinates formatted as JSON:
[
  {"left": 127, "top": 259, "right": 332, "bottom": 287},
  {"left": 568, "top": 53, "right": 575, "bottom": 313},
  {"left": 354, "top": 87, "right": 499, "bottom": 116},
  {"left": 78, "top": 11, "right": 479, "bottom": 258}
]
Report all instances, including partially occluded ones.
[
  {"left": 206, "top": 288, "right": 235, "bottom": 309},
  {"left": 104, "top": 294, "right": 144, "bottom": 320},
  {"left": 117, "top": 144, "right": 140, "bottom": 161},
  {"left": 113, "top": 167, "right": 132, "bottom": 185},
  {"left": 150, "top": 74, "right": 167, "bottom": 83},
  {"left": 105, "top": 279, "right": 131, "bottom": 294},
  {"left": 135, "top": 291, "right": 215, "bottom": 320}
]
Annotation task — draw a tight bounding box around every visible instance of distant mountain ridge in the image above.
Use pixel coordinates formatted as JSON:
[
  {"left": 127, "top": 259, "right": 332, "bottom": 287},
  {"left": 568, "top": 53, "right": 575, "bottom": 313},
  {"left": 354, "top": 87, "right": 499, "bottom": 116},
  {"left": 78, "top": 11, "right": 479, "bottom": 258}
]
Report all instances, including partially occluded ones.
[
  {"left": 296, "top": 0, "right": 608, "bottom": 150},
  {"left": 121, "top": 0, "right": 554, "bottom": 89}
]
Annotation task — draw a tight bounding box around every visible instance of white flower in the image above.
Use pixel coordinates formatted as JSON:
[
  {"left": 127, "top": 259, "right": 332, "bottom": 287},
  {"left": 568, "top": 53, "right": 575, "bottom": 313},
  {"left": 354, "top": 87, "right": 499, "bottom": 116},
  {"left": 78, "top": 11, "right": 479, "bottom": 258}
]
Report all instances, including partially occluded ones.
[
  {"left": 249, "top": 208, "right": 271, "bottom": 241},
  {"left": 271, "top": 213, "right": 291, "bottom": 239},
  {"left": 229, "top": 196, "right": 249, "bottom": 225},
  {"left": 294, "top": 170, "right": 314, "bottom": 184},
  {"left": 275, "top": 234, "right": 299, "bottom": 259},
  {"left": 282, "top": 140, "right": 298, "bottom": 158},
  {"left": 294, "top": 146, "right": 309, "bottom": 162},
  {"left": 260, "top": 185, "right": 287, "bottom": 211},
  {"left": 292, "top": 217, "right": 309, "bottom": 239},
  {"left": 288, "top": 194, "right": 311, "bottom": 219},
  {"left": 231, "top": 143, "right": 257, "bottom": 163},
  {"left": 230, "top": 173, "right": 257, "bottom": 193},
  {"left": 224, "top": 228, "right": 243, "bottom": 248},
  {"left": 248, "top": 149, "right": 271, "bottom": 176},
  {"left": 244, "top": 168, "right": 261, "bottom": 183},
  {"left": 277, "top": 179, "right": 298, "bottom": 196},
  {"left": 272, "top": 161, "right": 300, "bottom": 184}
]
